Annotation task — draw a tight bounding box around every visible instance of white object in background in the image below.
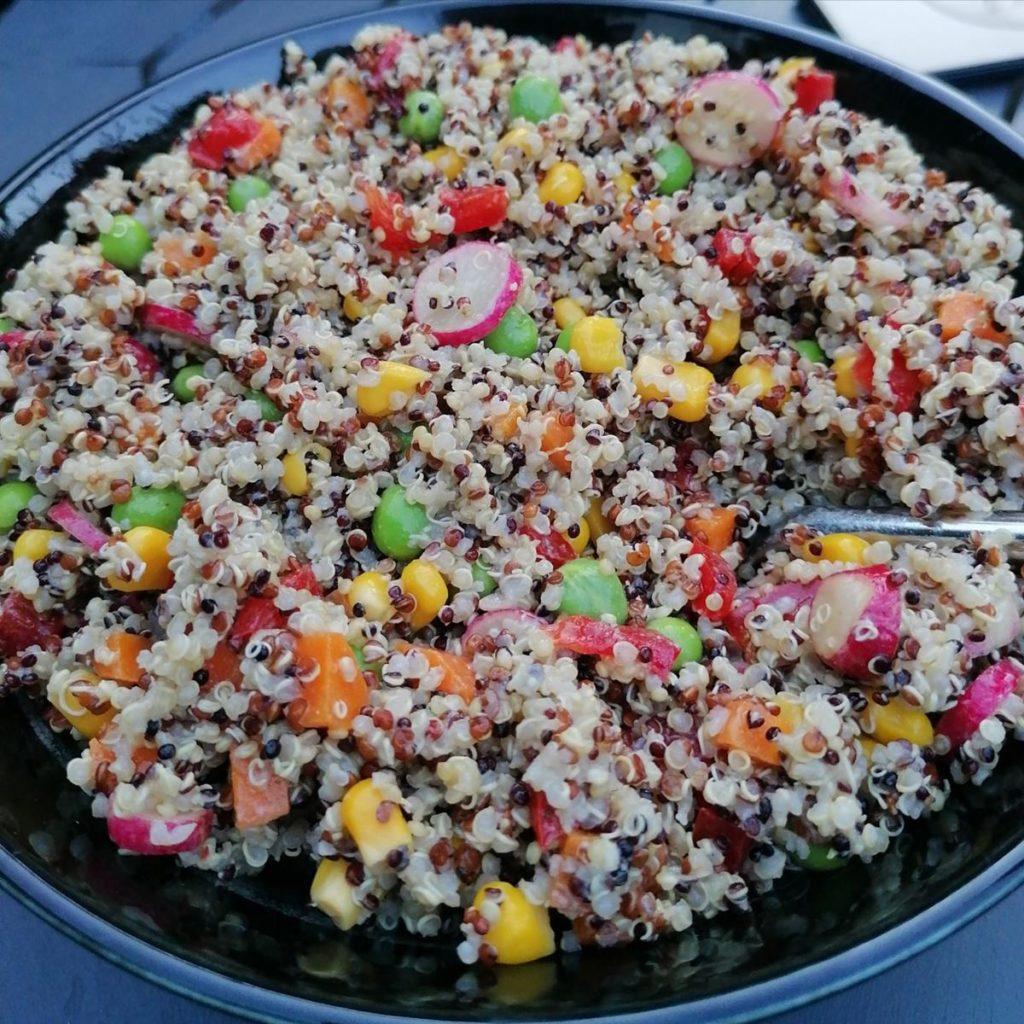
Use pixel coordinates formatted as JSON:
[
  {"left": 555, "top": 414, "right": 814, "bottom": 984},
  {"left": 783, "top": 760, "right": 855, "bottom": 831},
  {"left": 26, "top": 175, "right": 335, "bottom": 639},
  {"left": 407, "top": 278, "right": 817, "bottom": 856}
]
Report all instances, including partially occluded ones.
[{"left": 815, "top": 0, "right": 1024, "bottom": 75}]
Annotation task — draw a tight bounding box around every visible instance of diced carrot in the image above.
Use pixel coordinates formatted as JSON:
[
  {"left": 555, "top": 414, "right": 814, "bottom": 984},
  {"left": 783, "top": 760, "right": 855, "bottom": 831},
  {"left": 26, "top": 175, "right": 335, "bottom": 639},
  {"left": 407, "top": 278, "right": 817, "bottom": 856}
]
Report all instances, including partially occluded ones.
[
  {"left": 94, "top": 631, "right": 151, "bottom": 684},
  {"left": 90, "top": 737, "right": 158, "bottom": 774},
  {"left": 714, "top": 697, "right": 794, "bottom": 767},
  {"left": 323, "top": 77, "right": 372, "bottom": 131},
  {"left": 293, "top": 632, "right": 367, "bottom": 736},
  {"left": 541, "top": 414, "right": 574, "bottom": 473},
  {"left": 155, "top": 231, "right": 217, "bottom": 272},
  {"left": 234, "top": 118, "right": 282, "bottom": 173},
  {"left": 412, "top": 645, "right": 476, "bottom": 703},
  {"left": 938, "top": 292, "right": 1008, "bottom": 344},
  {"left": 685, "top": 507, "right": 737, "bottom": 554},
  {"left": 561, "top": 830, "right": 593, "bottom": 860},
  {"left": 620, "top": 200, "right": 674, "bottom": 262},
  {"left": 490, "top": 401, "right": 525, "bottom": 443},
  {"left": 203, "top": 641, "right": 244, "bottom": 691},
  {"left": 229, "top": 748, "right": 290, "bottom": 830}
]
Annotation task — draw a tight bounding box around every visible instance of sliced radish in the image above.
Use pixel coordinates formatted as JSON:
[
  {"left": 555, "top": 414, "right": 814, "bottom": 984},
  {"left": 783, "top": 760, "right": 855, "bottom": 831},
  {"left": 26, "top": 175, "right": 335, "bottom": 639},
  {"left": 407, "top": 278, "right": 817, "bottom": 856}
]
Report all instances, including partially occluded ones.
[
  {"left": 0, "top": 331, "right": 28, "bottom": 351},
  {"left": 725, "top": 579, "right": 821, "bottom": 649},
  {"left": 819, "top": 169, "right": 910, "bottom": 233},
  {"left": 936, "top": 660, "right": 1022, "bottom": 750},
  {"left": 412, "top": 241, "right": 522, "bottom": 347},
  {"left": 107, "top": 807, "right": 213, "bottom": 855},
  {"left": 809, "top": 564, "right": 901, "bottom": 680},
  {"left": 122, "top": 338, "right": 162, "bottom": 380},
  {"left": 140, "top": 303, "right": 212, "bottom": 344},
  {"left": 676, "top": 72, "right": 783, "bottom": 168},
  {"left": 462, "top": 608, "right": 546, "bottom": 647},
  {"left": 48, "top": 500, "right": 110, "bottom": 553},
  {"left": 962, "top": 600, "right": 1021, "bottom": 659}
]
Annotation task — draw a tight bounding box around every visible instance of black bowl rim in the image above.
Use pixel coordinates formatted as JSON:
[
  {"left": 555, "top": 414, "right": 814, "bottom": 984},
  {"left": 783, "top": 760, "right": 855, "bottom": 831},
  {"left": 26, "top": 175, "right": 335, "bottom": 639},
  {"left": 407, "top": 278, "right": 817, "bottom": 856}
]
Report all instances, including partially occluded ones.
[{"left": 3, "top": 1, "right": 1024, "bottom": 1022}]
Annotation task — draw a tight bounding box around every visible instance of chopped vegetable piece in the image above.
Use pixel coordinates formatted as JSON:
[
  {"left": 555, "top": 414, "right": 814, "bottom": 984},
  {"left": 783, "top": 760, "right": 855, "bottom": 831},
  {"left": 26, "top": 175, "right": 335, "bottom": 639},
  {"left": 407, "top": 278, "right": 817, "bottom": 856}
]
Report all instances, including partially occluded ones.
[
  {"left": 689, "top": 540, "right": 737, "bottom": 623},
  {"left": 293, "top": 632, "right": 367, "bottom": 735},
  {"left": 936, "top": 660, "right": 1022, "bottom": 750},
  {"left": 140, "top": 303, "right": 211, "bottom": 343},
  {"left": 411, "top": 645, "right": 477, "bottom": 702},
  {"left": 685, "top": 507, "right": 736, "bottom": 553},
  {"left": 401, "top": 558, "right": 448, "bottom": 630},
  {"left": 202, "top": 641, "right": 244, "bottom": 690},
  {"left": 509, "top": 75, "right": 563, "bottom": 123},
  {"left": 797, "top": 842, "right": 847, "bottom": 871},
  {"left": 548, "top": 615, "right": 680, "bottom": 678},
  {"left": 938, "top": 292, "right": 1008, "bottom": 344},
  {"left": 340, "top": 777, "right": 411, "bottom": 866},
  {"left": 0, "top": 480, "right": 37, "bottom": 530},
  {"left": 529, "top": 789, "right": 565, "bottom": 852},
  {"left": 711, "top": 228, "right": 757, "bottom": 284},
  {"left": 556, "top": 558, "right": 627, "bottom": 624},
  {"left": 107, "top": 807, "right": 213, "bottom": 855},
  {"left": 48, "top": 500, "right": 109, "bottom": 552},
  {"left": 0, "top": 592, "right": 61, "bottom": 656},
  {"left": 112, "top": 485, "right": 185, "bottom": 534},
  {"left": 792, "top": 339, "right": 827, "bottom": 364},
  {"left": 792, "top": 68, "right": 835, "bottom": 114},
  {"left": 360, "top": 182, "right": 419, "bottom": 255},
  {"left": 99, "top": 215, "right": 152, "bottom": 272},
  {"left": 472, "top": 881, "right": 555, "bottom": 964},
  {"left": 230, "top": 748, "right": 290, "bottom": 830},
  {"left": 441, "top": 185, "right": 509, "bottom": 233},
  {"left": 714, "top": 697, "right": 793, "bottom": 766},
  {"left": 372, "top": 484, "right": 429, "bottom": 561},
  {"left": 646, "top": 617, "right": 702, "bottom": 670},
  {"left": 520, "top": 524, "right": 576, "bottom": 568},
  {"left": 94, "top": 631, "right": 151, "bottom": 684},
  {"left": 227, "top": 175, "right": 271, "bottom": 212},
  {"left": 399, "top": 89, "right": 445, "bottom": 143},
  {"left": 243, "top": 388, "right": 282, "bottom": 422},
  {"left": 187, "top": 105, "right": 274, "bottom": 171},
  {"left": 653, "top": 143, "right": 693, "bottom": 195},
  {"left": 108, "top": 526, "right": 174, "bottom": 592},
  {"left": 692, "top": 805, "right": 753, "bottom": 872}
]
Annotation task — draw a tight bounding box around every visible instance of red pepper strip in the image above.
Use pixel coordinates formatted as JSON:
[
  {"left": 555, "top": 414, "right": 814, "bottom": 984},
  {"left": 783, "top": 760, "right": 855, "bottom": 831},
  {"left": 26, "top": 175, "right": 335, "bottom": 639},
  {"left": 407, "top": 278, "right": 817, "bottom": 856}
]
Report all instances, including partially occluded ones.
[
  {"left": 360, "top": 183, "right": 420, "bottom": 254},
  {"left": 689, "top": 540, "right": 737, "bottom": 623},
  {"left": 519, "top": 525, "right": 576, "bottom": 569},
  {"left": 529, "top": 789, "right": 565, "bottom": 853},
  {"left": 0, "top": 592, "right": 62, "bottom": 657},
  {"left": 440, "top": 185, "right": 509, "bottom": 233},
  {"left": 853, "top": 345, "right": 922, "bottom": 414},
  {"left": 793, "top": 69, "right": 836, "bottom": 115},
  {"left": 279, "top": 564, "right": 322, "bottom": 597},
  {"left": 692, "top": 805, "right": 753, "bottom": 873},
  {"left": 187, "top": 106, "right": 264, "bottom": 171},
  {"left": 711, "top": 228, "right": 757, "bottom": 285},
  {"left": 547, "top": 615, "right": 680, "bottom": 679},
  {"left": 229, "top": 564, "right": 320, "bottom": 650}
]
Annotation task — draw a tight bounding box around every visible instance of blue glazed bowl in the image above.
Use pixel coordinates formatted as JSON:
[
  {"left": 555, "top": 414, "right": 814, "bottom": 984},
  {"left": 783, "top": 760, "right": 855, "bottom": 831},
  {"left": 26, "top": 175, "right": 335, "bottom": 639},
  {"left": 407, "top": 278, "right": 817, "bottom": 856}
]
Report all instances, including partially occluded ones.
[{"left": 3, "top": 3, "right": 1024, "bottom": 1022}]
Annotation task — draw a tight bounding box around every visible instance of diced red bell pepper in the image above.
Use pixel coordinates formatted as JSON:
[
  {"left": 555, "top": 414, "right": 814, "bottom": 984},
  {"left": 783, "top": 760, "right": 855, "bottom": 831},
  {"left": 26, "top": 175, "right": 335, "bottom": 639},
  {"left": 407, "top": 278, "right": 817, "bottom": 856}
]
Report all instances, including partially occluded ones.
[
  {"left": 667, "top": 440, "right": 699, "bottom": 494},
  {"left": 440, "top": 185, "right": 509, "bottom": 233},
  {"left": 0, "top": 331, "right": 28, "bottom": 351},
  {"left": 529, "top": 789, "right": 565, "bottom": 853},
  {"left": 520, "top": 525, "right": 576, "bottom": 568},
  {"left": 692, "top": 805, "right": 753, "bottom": 873},
  {"left": 853, "top": 345, "right": 921, "bottom": 414},
  {"left": 547, "top": 615, "right": 681, "bottom": 679},
  {"left": 279, "top": 564, "right": 322, "bottom": 597},
  {"left": 689, "top": 540, "right": 737, "bottom": 623},
  {"left": 360, "top": 183, "right": 419, "bottom": 255},
  {"left": 711, "top": 228, "right": 758, "bottom": 285},
  {"left": 187, "top": 106, "right": 265, "bottom": 171},
  {"left": 793, "top": 69, "right": 836, "bottom": 115},
  {"left": 229, "top": 564, "right": 320, "bottom": 650},
  {"left": 0, "top": 592, "right": 62, "bottom": 656}
]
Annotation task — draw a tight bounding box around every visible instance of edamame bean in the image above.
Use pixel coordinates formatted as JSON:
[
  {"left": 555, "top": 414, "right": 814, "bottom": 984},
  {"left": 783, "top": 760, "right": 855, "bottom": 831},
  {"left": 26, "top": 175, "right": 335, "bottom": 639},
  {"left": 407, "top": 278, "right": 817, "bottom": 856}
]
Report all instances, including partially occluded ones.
[
  {"left": 557, "top": 558, "right": 627, "bottom": 623},
  {"left": 0, "top": 480, "right": 37, "bottom": 530},
  {"left": 647, "top": 617, "right": 703, "bottom": 670},
  {"left": 99, "top": 215, "right": 152, "bottom": 271},
  {"left": 484, "top": 307, "right": 539, "bottom": 358},
  {"left": 372, "top": 484, "right": 429, "bottom": 561},
  {"left": 112, "top": 485, "right": 186, "bottom": 533}
]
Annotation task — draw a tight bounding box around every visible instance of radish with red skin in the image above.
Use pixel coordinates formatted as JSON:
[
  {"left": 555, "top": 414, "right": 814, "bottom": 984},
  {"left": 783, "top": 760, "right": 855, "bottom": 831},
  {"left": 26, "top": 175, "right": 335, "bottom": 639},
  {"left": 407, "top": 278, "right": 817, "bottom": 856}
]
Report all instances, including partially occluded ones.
[
  {"left": 962, "top": 600, "right": 1021, "bottom": 659},
  {"left": 936, "top": 660, "right": 1023, "bottom": 750},
  {"left": 48, "top": 500, "right": 110, "bottom": 553},
  {"left": 809, "top": 564, "right": 902, "bottom": 680},
  {"left": 107, "top": 807, "right": 213, "bottom": 855},
  {"left": 140, "top": 303, "right": 211, "bottom": 344},
  {"left": 725, "top": 579, "right": 821, "bottom": 649},
  {"left": 0, "top": 331, "right": 28, "bottom": 351},
  {"left": 122, "top": 338, "right": 161, "bottom": 380},
  {"left": 412, "top": 241, "right": 523, "bottom": 347},
  {"left": 462, "top": 608, "right": 546, "bottom": 647},
  {"left": 547, "top": 616, "right": 680, "bottom": 679},
  {"left": 820, "top": 169, "right": 910, "bottom": 233},
  {"left": 676, "top": 72, "right": 783, "bottom": 168}
]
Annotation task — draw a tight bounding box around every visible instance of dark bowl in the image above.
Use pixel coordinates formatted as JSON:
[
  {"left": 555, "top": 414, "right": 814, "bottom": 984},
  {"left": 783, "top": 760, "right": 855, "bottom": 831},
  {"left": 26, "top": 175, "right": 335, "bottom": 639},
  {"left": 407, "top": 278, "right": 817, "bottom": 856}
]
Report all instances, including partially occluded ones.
[{"left": 3, "top": 2, "right": 1024, "bottom": 1022}]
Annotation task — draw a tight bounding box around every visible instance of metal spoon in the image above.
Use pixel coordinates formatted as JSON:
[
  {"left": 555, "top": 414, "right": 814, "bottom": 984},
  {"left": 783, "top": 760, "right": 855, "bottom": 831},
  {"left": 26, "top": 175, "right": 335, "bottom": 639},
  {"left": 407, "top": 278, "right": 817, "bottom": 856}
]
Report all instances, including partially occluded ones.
[{"left": 749, "top": 503, "right": 1024, "bottom": 561}]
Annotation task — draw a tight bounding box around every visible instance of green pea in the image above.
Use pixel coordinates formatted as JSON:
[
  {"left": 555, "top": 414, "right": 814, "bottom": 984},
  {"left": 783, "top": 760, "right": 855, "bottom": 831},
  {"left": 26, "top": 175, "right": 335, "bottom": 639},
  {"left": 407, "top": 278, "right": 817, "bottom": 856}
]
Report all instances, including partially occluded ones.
[
  {"left": 792, "top": 339, "right": 828, "bottom": 364},
  {"left": 399, "top": 90, "right": 445, "bottom": 144},
  {"left": 112, "top": 485, "right": 186, "bottom": 533},
  {"left": 372, "top": 483, "right": 429, "bottom": 561},
  {"left": 243, "top": 388, "right": 282, "bottom": 422},
  {"left": 647, "top": 617, "right": 703, "bottom": 670},
  {"left": 470, "top": 560, "right": 496, "bottom": 596},
  {"left": 227, "top": 175, "right": 272, "bottom": 212},
  {"left": 555, "top": 325, "right": 575, "bottom": 352},
  {"left": 0, "top": 317, "right": 14, "bottom": 333},
  {"left": 557, "top": 558, "right": 627, "bottom": 624},
  {"left": 509, "top": 75, "right": 563, "bottom": 123},
  {"left": 484, "top": 307, "right": 538, "bottom": 358},
  {"left": 172, "top": 364, "right": 209, "bottom": 402},
  {"left": 797, "top": 842, "right": 847, "bottom": 872},
  {"left": 353, "top": 644, "right": 382, "bottom": 678},
  {"left": 99, "top": 214, "right": 152, "bottom": 271},
  {"left": 0, "top": 480, "right": 37, "bottom": 531},
  {"left": 653, "top": 144, "right": 693, "bottom": 196}
]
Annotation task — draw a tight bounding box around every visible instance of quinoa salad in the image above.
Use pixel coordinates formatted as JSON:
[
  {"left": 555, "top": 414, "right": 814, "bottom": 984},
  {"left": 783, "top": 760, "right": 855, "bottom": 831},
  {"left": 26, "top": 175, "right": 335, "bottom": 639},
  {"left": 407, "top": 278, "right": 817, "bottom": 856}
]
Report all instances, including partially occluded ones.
[{"left": 1, "top": 21, "right": 1023, "bottom": 967}]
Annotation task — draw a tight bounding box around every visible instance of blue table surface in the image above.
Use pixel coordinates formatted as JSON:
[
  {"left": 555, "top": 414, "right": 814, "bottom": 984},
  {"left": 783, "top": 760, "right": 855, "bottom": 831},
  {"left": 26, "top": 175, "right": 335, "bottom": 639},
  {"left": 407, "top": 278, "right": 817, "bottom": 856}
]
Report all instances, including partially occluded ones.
[{"left": 3, "top": 1, "right": 1024, "bottom": 1021}]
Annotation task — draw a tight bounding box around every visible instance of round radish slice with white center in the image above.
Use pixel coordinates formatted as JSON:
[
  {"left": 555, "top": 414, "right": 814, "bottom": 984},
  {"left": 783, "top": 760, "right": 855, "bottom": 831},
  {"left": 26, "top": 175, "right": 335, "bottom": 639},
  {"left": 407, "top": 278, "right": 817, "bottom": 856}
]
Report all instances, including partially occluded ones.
[
  {"left": 936, "top": 659, "right": 1022, "bottom": 750},
  {"left": 809, "top": 564, "right": 901, "bottom": 680},
  {"left": 676, "top": 72, "right": 783, "bottom": 168},
  {"left": 412, "top": 241, "right": 522, "bottom": 347},
  {"left": 107, "top": 808, "right": 213, "bottom": 855},
  {"left": 820, "top": 169, "right": 910, "bottom": 233}
]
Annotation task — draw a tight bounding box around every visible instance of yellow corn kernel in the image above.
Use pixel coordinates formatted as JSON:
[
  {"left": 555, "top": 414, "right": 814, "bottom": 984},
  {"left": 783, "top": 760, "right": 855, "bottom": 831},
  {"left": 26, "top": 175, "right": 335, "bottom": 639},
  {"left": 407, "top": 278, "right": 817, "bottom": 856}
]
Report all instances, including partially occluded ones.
[
  {"left": 343, "top": 294, "right": 367, "bottom": 321},
  {"left": 424, "top": 145, "right": 465, "bottom": 182},
  {"left": 472, "top": 881, "right": 555, "bottom": 965},
  {"left": 844, "top": 432, "right": 861, "bottom": 457},
  {"left": 699, "top": 308, "right": 742, "bottom": 364},
  {"left": 492, "top": 127, "right": 540, "bottom": 166},
  {"left": 859, "top": 736, "right": 881, "bottom": 761},
  {"left": 552, "top": 298, "right": 586, "bottom": 330},
  {"left": 633, "top": 354, "right": 715, "bottom": 422},
  {"left": 802, "top": 533, "right": 871, "bottom": 564},
  {"left": 833, "top": 352, "right": 860, "bottom": 399},
  {"left": 565, "top": 516, "right": 590, "bottom": 556},
  {"left": 356, "top": 361, "right": 430, "bottom": 418},
  {"left": 310, "top": 858, "right": 364, "bottom": 930},
  {"left": 281, "top": 444, "right": 331, "bottom": 497},
  {"left": 13, "top": 528, "right": 60, "bottom": 563},
  {"left": 730, "top": 358, "right": 775, "bottom": 398},
  {"left": 568, "top": 315, "right": 625, "bottom": 374},
  {"left": 340, "top": 778, "right": 411, "bottom": 866},
  {"left": 538, "top": 162, "right": 585, "bottom": 207},
  {"left": 613, "top": 170, "right": 637, "bottom": 198},
  {"left": 777, "top": 56, "right": 815, "bottom": 81},
  {"left": 773, "top": 693, "right": 803, "bottom": 733},
  {"left": 108, "top": 526, "right": 173, "bottom": 592},
  {"left": 401, "top": 559, "right": 448, "bottom": 630},
  {"left": 584, "top": 497, "right": 612, "bottom": 540},
  {"left": 862, "top": 696, "right": 934, "bottom": 747},
  {"left": 51, "top": 670, "right": 114, "bottom": 740},
  {"left": 345, "top": 571, "right": 393, "bottom": 622}
]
